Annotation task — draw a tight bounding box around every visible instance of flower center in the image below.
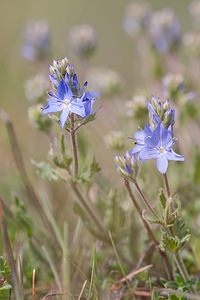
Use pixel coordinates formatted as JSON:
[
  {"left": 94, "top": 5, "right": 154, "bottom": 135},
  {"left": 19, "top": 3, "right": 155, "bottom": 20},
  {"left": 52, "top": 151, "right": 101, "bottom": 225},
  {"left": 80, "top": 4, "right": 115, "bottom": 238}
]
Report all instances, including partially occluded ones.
[
  {"left": 64, "top": 99, "right": 71, "bottom": 107},
  {"left": 158, "top": 146, "right": 166, "bottom": 154}
]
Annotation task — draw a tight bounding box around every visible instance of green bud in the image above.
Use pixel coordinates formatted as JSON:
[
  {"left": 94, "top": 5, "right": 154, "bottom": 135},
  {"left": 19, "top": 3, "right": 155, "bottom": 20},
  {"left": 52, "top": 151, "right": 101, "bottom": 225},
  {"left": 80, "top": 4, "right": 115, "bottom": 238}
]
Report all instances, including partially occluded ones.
[{"left": 115, "top": 152, "right": 139, "bottom": 183}]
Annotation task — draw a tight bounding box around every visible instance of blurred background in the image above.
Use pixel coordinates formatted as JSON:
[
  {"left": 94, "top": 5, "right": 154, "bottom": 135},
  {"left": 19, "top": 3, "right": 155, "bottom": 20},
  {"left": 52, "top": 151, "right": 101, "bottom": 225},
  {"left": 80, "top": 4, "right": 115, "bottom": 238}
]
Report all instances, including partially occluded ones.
[{"left": 0, "top": 0, "right": 200, "bottom": 298}]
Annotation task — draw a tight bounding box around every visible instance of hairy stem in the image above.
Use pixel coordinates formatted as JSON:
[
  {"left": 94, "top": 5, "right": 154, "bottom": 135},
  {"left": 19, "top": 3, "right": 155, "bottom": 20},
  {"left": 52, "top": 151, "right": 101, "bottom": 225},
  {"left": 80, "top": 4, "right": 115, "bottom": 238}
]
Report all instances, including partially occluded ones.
[
  {"left": 163, "top": 173, "right": 196, "bottom": 293},
  {"left": 70, "top": 182, "right": 107, "bottom": 236},
  {"left": 135, "top": 182, "right": 159, "bottom": 220},
  {"left": 70, "top": 113, "right": 79, "bottom": 178},
  {"left": 125, "top": 180, "right": 173, "bottom": 280}
]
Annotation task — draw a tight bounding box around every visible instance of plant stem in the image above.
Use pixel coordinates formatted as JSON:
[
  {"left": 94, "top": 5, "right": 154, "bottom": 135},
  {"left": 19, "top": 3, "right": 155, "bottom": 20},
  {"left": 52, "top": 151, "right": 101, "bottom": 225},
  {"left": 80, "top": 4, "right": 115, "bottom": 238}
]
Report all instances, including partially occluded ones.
[
  {"left": 70, "top": 182, "right": 107, "bottom": 236},
  {"left": 70, "top": 113, "right": 79, "bottom": 178},
  {"left": 163, "top": 173, "right": 170, "bottom": 198},
  {"left": 163, "top": 173, "right": 196, "bottom": 294},
  {"left": 0, "top": 195, "right": 24, "bottom": 300},
  {"left": 124, "top": 180, "right": 173, "bottom": 281},
  {"left": 135, "top": 182, "right": 159, "bottom": 220}
]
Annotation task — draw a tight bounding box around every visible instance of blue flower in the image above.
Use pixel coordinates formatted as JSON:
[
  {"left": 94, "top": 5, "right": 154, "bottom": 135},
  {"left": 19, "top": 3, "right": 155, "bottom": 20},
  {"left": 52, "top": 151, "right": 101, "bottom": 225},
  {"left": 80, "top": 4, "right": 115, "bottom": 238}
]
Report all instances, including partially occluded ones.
[
  {"left": 130, "top": 124, "right": 153, "bottom": 156},
  {"left": 137, "top": 123, "right": 184, "bottom": 174},
  {"left": 42, "top": 79, "right": 86, "bottom": 129}
]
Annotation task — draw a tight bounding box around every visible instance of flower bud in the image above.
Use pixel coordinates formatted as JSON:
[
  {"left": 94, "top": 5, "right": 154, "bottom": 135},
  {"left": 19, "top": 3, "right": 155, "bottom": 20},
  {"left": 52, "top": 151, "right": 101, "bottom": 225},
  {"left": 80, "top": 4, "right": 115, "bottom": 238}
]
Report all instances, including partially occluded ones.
[
  {"left": 115, "top": 152, "right": 139, "bottom": 183},
  {"left": 149, "top": 96, "right": 175, "bottom": 130}
]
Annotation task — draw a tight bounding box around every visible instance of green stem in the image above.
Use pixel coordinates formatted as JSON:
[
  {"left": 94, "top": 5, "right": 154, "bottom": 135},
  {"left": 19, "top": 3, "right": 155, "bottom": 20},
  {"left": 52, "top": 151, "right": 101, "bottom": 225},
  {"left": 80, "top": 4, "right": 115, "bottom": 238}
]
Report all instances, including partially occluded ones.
[
  {"left": 163, "top": 173, "right": 196, "bottom": 294},
  {"left": 70, "top": 182, "right": 107, "bottom": 236},
  {"left": 125, "top": 180, "right": 173, "bottom": 281},
  {"left": 135, "top": 182, "right": 159, "bottom": 220},
  {"left": 70, "top": 113, "right": 79, "bottom": 178}
]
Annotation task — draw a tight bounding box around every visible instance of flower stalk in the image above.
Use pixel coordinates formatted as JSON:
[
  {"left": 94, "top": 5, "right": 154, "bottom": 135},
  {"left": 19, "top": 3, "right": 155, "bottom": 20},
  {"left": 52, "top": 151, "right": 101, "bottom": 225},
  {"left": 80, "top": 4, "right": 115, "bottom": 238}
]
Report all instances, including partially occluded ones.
[
  {"left": 70, "top": 113, "right": 79, "bottom": 178},
  {"left": 163, "top": 173, "right": 196, "bottom": 294},
  {"left": 124, "top": 180, "right": 173, "bottom": 281}
]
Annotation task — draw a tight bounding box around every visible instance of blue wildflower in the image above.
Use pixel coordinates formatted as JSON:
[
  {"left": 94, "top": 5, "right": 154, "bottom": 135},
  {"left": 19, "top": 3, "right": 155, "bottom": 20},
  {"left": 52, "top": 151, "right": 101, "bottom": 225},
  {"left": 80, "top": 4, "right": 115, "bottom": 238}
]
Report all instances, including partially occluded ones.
[
  {"left": 130, "top": 124, "right": 153, "bottom": 156},
  {"left": 42, "top": 79, "right": 86, "bottom": 129},
  {"left": 21, "top": 20, "right": 50, "bottom": 61},
  {"left": 137, "top": 123, "right": 184, "bottom": 174},
  {"left": 148, "top": 9, "right": 181, "bottom": 53}
]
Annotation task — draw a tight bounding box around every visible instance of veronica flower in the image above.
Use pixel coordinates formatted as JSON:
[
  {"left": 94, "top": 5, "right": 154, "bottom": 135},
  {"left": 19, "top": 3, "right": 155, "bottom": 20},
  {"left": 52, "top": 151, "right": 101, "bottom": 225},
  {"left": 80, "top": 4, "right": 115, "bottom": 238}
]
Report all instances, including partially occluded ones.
[
  {"left": 42, "top": 79, "right": 85, "bottom": 129},
  {"left": 138, "top": 123, "right": 184, "bottom": 174},
  {"left": 130, "top": 124, "right": 153, "bottom": 156}
]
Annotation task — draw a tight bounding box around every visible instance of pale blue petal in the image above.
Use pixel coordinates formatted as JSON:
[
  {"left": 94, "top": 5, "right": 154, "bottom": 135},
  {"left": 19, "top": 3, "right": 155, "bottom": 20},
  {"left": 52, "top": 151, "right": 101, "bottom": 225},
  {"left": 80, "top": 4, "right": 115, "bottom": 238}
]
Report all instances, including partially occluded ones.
[
  {"left": 134, "top": 130, "right": 146, "bottom": 144},
  {"left": 70, "top": 102, "right": 85, "bottom": 117},
  {"left": 156, "top": 154, "right": 168, "bottom": 174},
  {"left": 85, "top": 91, "right": 101, "bottom": 99},
  {"left": 60, "top": 107, "right": 69, "bottom": 129},
  {"left": 57, "top": 80, "right": 73, "bottom": 100},
  {"left": 166, "top": 149, "right": 184, "bottom": 161},
  {"left": 130, "top": 144, "right": 143, "bottom": 155},
  {"left": 159, "top": 124, "right": 173, "bottom": 148},
  {"left": 139, "top": 146, "right": 159, "bottom": 160},
  {"left": 42, "top": 103, "right": 63, "bottom": 114}
]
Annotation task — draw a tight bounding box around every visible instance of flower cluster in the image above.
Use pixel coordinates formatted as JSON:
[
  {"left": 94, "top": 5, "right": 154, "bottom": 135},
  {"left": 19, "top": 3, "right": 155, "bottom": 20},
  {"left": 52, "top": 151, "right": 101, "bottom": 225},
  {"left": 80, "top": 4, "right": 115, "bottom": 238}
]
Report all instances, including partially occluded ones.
[
  {"left": 24, "top": 74, "right": 49, "bottom": 103},
  {"left": 42, "top": 57, "right": 100, "bottom": 129},
  {"left": 86, "top": 67, "right": 123, "bottom": 95},
  {"left": 130, "top": 97, "right": 184, "bottom": 174},
  {"left": 148, "top": 8, "right": 181, "bottom": 53},
  {"left": 189, "top": 1, "right": 200, "bottom": 29},
  {"left": 183, "top": 32, "right": 200, "bottom": 56},
  {"left": 21, "top": 20, "right": 50, "bottom": 61},
  {"left": 122, "top": 1, "right": 152, "bottom": 36},
  {"left": 68, "top": 24, "right": 98, "bottom": 58},
  {"left": 148, "top": 96, "right": 175, "bottom": 130}
]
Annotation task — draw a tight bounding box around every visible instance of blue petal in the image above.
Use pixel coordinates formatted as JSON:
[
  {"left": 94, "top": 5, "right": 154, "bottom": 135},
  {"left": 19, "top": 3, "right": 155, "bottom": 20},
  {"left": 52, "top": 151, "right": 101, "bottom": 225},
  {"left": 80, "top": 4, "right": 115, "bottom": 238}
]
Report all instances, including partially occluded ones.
[
  {"left": 42, "top": 103, "right": 63, "bottom": 114},
  {"left": 166, "top": 149, "right": 184, "bottom": 161},
  {"left": 57, "top": 80, "right": 73, "bottom": 100},
  {"left": 83, "top": 100, "right": 93, "bottom": 118},
  {"left": 60, "top": 107, "right": 69, "bottom": 129},
  {"left": 159, "top": 124, "right": 173, "bottom": 148},
  {"left": 139, "top": 146, "right": 159, "bottom": 160},
  {"left": 124, "top": 164, "right": 133, "bottom": 175},
  {"left": 84, "top": 91, "right": 101, "bottom": 99},
  {"left": 156, "top": 154, "right": 168, "bottom": 174},
  {"left": 73, "top": 74, "right": 79, "bottom": 90},
  {"left": 49, "top": 74, "right": 58, "bottom": 86},
  {"left": 65, "top": 72, "right": 72, "bottom": 85},
  {"left": 69, "top": 102, "right": 85, "bottom": 117},
  {"left": 130, "top": 144, "right": 143, "bottom": 155}
]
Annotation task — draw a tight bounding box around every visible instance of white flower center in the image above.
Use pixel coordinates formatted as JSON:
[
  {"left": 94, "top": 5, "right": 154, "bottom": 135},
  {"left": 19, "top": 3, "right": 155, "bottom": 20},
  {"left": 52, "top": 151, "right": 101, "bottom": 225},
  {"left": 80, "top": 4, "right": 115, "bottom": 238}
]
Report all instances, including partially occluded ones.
[
  {"left": 158, "top": 146, "right": 166, "bottom": 154},
  {"left": 64, "top": 99, "right": 71, "bottom": 107}
]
